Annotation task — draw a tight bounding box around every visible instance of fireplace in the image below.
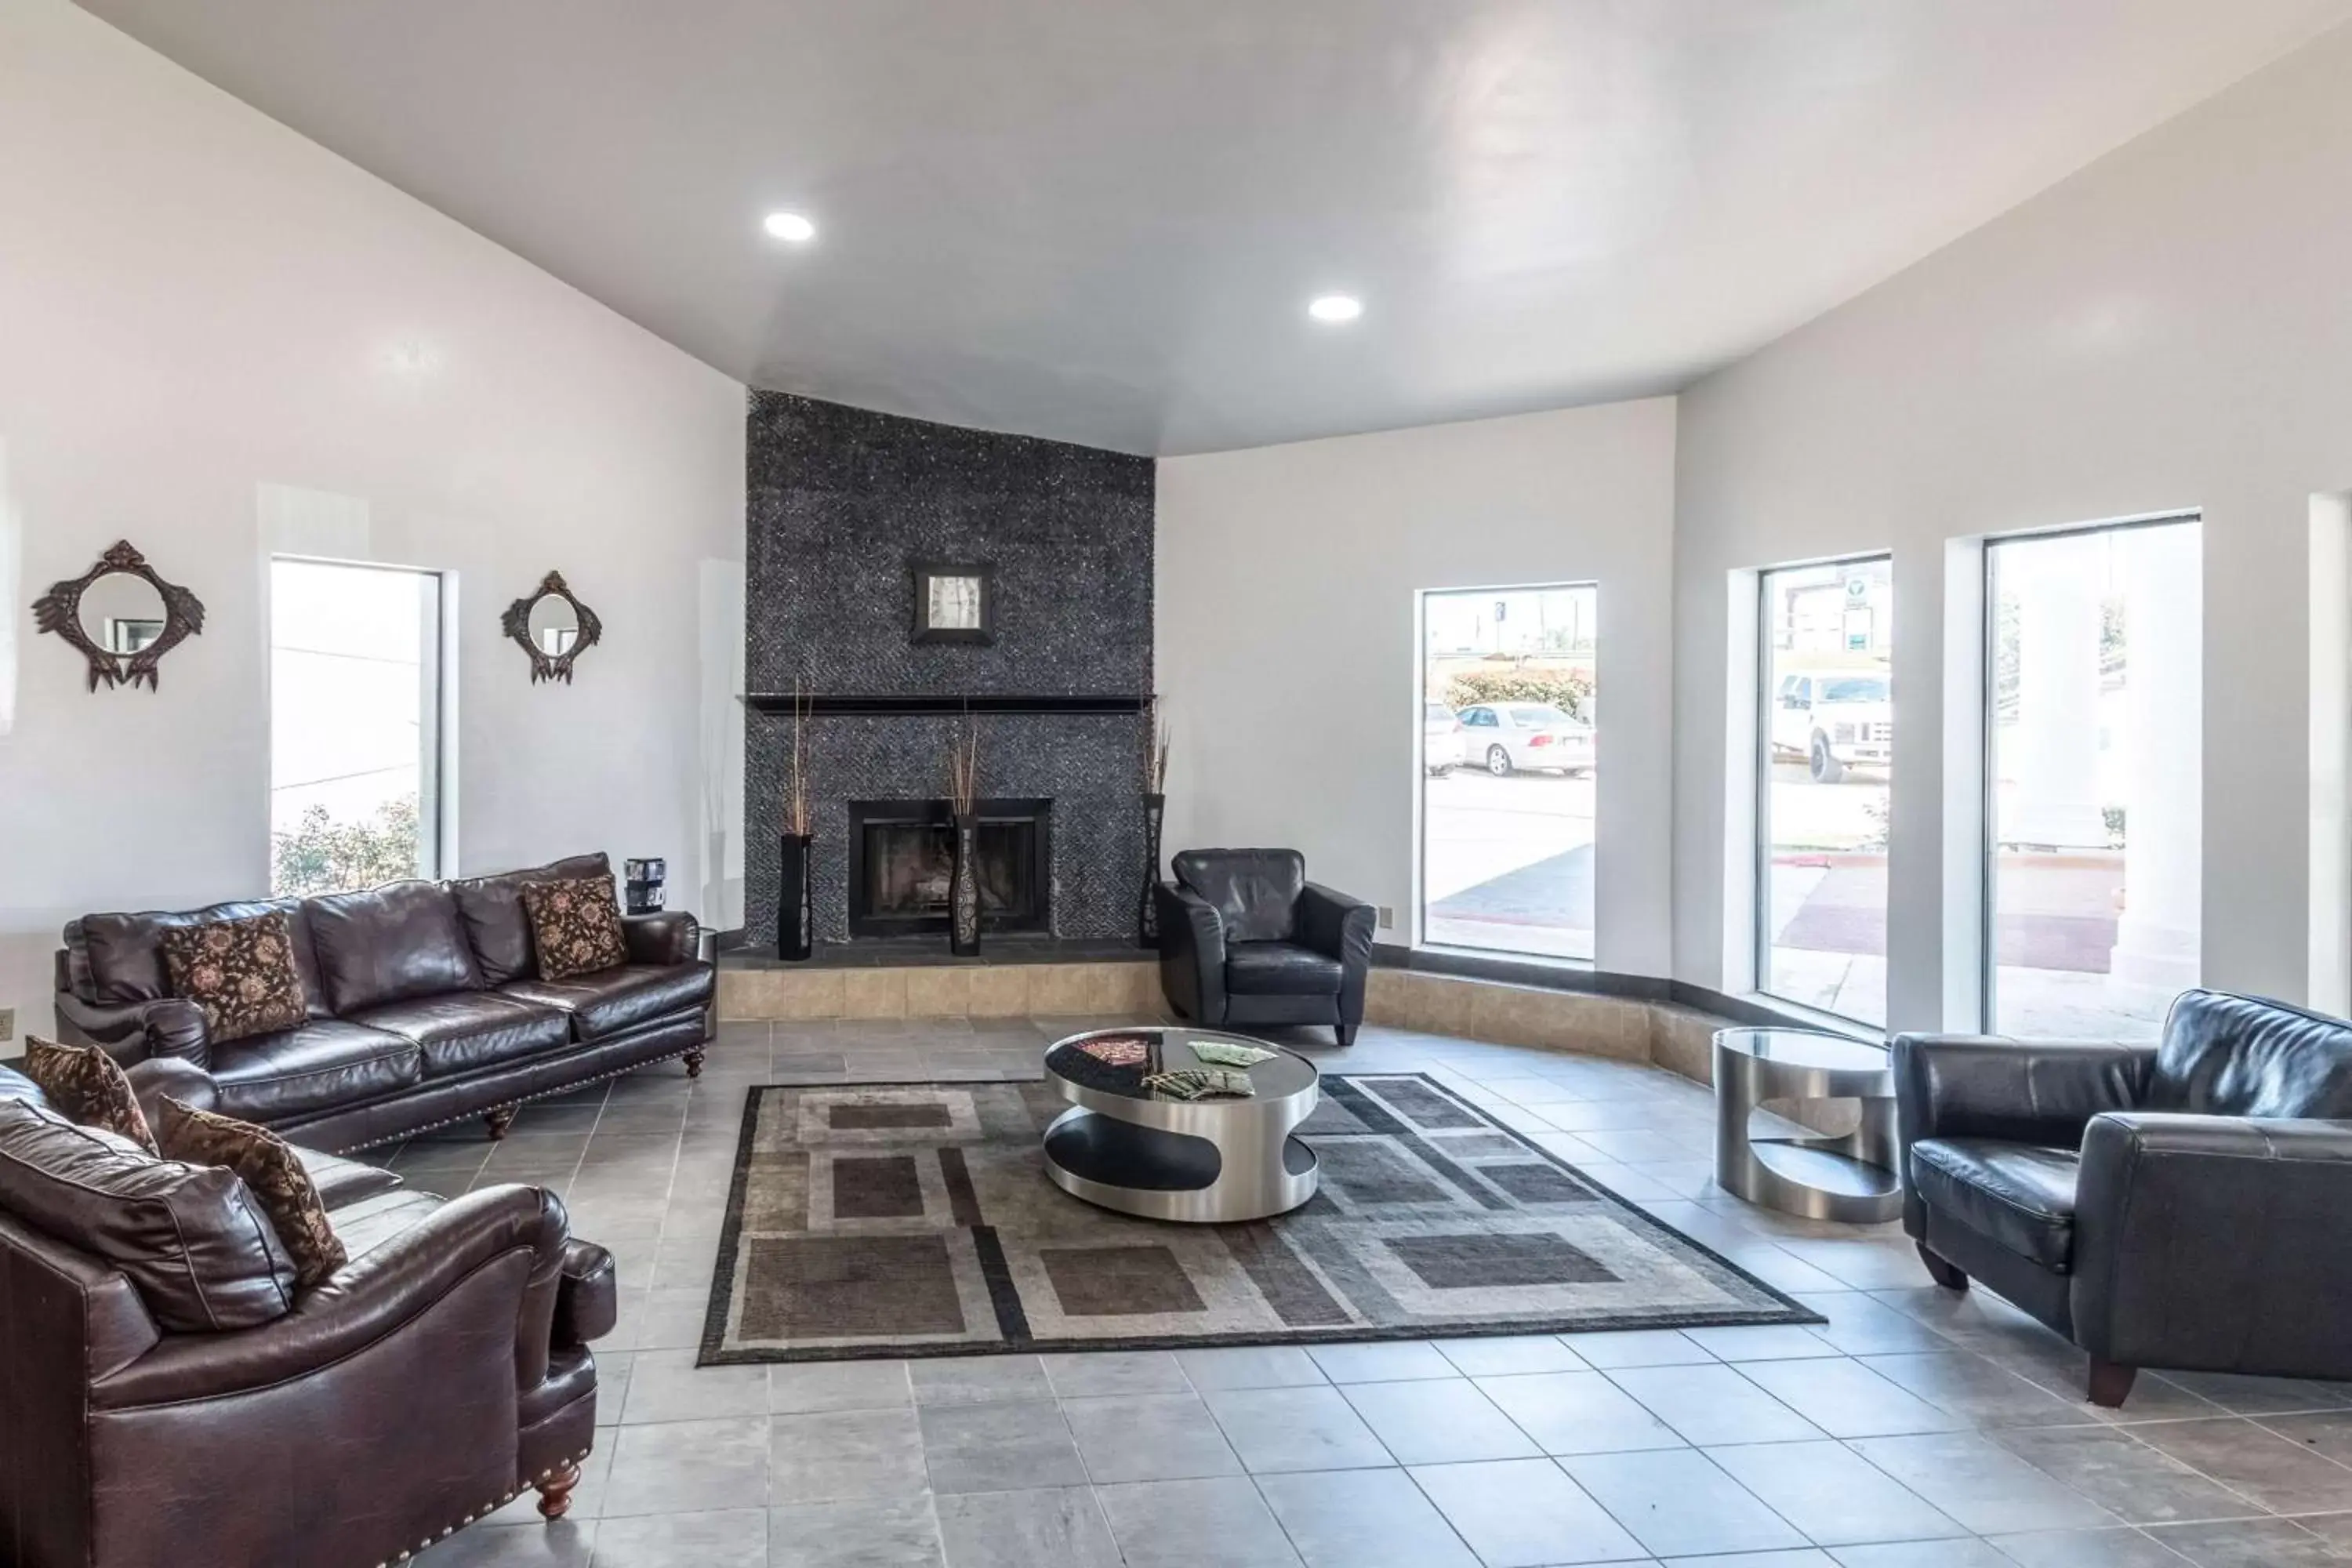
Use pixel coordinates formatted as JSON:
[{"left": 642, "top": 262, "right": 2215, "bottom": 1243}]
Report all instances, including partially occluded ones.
[{"left": 847, "top": 797, "right": 1052, "bottom": 938}]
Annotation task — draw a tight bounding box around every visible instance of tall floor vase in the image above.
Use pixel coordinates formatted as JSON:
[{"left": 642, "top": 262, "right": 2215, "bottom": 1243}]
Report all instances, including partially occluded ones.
[
  {"left": 1137, "top": 791, "right": 1166, "bottom": 946},
  {"left": 776, "top": 833, "right": 813, "bottom": 960},
  {"left": 948, "top": 812, "right": 982, "bottom": 957}
]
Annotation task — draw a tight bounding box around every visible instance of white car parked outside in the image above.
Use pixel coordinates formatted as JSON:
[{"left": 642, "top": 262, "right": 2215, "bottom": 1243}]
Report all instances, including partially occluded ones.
[
  {"left": 1456, "top": 703, "right": 1595, "bottom": 776},
  {"left": 1424, "top": 702, "right": 1466, "bottom": 775}
]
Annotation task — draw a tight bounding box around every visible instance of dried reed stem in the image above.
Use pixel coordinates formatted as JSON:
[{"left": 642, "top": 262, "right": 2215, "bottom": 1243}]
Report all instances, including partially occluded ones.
[
  {"left": 946, "top": 713, "right": 982, "bottom": 816},
  {"left": 785, "top": 677, "right": 812, "bottom": 837}
]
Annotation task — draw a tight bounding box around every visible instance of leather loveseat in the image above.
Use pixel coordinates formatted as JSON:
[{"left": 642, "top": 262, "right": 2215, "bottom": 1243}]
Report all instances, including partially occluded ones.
[
  {"left": 52, "top": 853, "right": 712, "bottom": 1152},
  {"left": 1154, "top": 848, "right": 1377, "bottom": 1047},
  {"left": 1894, "top": 989, "right": 2352, "bottom": 1406},
  {"left": 0, "top": 1055, "right": 613, "bottom": 1568}
]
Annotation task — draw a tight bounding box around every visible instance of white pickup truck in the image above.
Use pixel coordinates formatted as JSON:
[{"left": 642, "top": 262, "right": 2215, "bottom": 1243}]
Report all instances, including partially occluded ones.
[{"left": 1770, "top": 670, "right": 1891, "bottom": 782}]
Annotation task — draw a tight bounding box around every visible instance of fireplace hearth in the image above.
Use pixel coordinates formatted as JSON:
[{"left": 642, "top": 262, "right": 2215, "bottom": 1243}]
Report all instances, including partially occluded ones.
[{"left": 848, "top": 797, "right": 1052, "bottom": 938}]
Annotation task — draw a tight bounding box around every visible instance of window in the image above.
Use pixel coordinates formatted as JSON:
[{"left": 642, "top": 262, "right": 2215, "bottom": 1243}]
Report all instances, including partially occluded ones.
[
  {"left": 1418, "top": 583, "right": 1597, "bottom": 960},
  {"left": 1757, "top": 557, "right": 1893, "bottom": 1025},
  {"left": 269, "top": 558, "right": 445, "bottom": 896},
  {"left": 1985, "top": 518, "right": 2200, "bottom": 1040}
]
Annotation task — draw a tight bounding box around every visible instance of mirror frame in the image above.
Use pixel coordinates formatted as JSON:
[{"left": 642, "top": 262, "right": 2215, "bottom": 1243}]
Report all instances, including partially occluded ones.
[
  {"left": 32, "top": 540, "right": 206, "bottom": 692},
  {"left": 501, "top": 569, "right": 603, "bottom": 684}
]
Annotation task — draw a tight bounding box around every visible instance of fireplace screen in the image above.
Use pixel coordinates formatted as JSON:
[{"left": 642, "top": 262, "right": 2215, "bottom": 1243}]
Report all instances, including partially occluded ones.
[{"left": 847, "top": 798, "right": 1051, "bottom": 938}]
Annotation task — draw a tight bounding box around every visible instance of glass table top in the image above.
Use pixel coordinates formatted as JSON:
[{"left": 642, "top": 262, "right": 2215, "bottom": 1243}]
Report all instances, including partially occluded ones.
[
  {"left": 1714, "top": 1026, "right": 1891, "bottom": 1074},
  {"left": 1044, "top": 1026, "right": 1318, "bottom": 1102}
]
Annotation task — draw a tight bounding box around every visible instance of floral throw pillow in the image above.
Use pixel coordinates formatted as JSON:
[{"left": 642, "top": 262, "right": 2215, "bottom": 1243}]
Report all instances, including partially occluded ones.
[
  {"left": 520, "top": 874, "right": 629, "bottom": 981},
  {"left": 154, "top": 1095, "right": 347, "bottom": 1288},
  {"left": 23, "top": 1035, "right": 158, "bottom": 1153},
  {"left": 158, "top": 912, "right": 308, "bottom": 1044}
]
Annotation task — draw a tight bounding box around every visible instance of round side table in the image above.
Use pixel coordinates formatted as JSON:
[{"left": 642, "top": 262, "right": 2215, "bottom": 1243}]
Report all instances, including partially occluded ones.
[{"left": 1713, "top": 1027, "right": 1901, "bottom": 1223}]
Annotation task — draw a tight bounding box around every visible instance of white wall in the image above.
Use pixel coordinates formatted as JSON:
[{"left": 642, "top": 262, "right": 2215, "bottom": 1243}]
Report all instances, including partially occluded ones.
[
  {"left": 1156, "top": 399, "right": 1679, "bottom": 978},
  {"left": 0, "top": 0, "right": 746, "bottom": 1036},
  {"left": 1673, "top": 19, "right": 2352, "bottom": 1030}
]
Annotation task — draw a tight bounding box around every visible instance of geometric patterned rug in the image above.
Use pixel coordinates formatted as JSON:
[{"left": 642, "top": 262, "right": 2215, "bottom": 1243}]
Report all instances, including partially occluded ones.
[{"left": 697, "top": 1073, "right": 1818, "bottom": 1364}]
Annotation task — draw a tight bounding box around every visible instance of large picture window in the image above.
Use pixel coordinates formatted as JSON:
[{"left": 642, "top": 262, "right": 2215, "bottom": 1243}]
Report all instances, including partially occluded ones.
[
  {"left": 1986, "top": 518, "right": 2200, "bottom": 1040},
  {"left": 1418, "top": 583, "right": 1598, "bottom": 960},
  {"left": 270, "top": 558, "right": 445, "bottom": 896},
  {"left": 1756, "top": 557, "right": 1893, "bottom": 1025}
]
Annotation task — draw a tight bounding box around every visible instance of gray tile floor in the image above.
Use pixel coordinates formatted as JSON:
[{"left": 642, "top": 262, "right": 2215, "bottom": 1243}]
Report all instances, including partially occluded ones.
[{"left": 391, "top": 1018, "right": 2352, "bottom": 1566}]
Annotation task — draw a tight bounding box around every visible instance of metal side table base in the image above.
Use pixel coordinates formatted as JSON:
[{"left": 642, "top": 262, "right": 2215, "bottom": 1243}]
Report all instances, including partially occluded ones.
[{"left": 1714, "top": 1027, "right": 1903, "bottom": 1225}]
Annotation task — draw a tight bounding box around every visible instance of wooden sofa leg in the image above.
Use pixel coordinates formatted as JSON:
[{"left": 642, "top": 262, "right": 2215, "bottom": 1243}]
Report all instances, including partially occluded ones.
[
  {"left": 2087, "top": 1359, "right": 2137, "bottom": 1409},
  {"left": 684, "top": 1049, "right": 706, "bottom": 1079},
  {"left": 1916, "top": 1243, "right": 1969, "bottom": 1291},
  {"left": 535, "top": 1461, "right": 580, "bottom": 1520},
  {"left": 485, "top": 1106, "right": 515, "bottom": 1141}
]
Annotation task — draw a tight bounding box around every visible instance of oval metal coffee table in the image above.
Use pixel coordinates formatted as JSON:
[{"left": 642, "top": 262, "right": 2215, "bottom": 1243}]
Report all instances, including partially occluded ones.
[
  {"left": 1041, "top": 1026, "right": 1319, "bottom": 1222},
  {"left": 1713, "top": 1026, "right": 1902, "bottom": 1224}
]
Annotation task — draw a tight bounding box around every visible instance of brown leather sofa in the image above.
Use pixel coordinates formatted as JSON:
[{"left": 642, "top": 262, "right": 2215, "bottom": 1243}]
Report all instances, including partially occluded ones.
[
  {"left": 0, "top": 1055, "right": 614, "bottom": 1568},
  {"left": 52, "top": 853, "right": 713, "bottom": 1152}
]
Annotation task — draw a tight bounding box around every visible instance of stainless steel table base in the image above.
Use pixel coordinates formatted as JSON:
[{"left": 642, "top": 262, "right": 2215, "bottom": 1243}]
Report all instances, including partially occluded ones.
[
  {"left": 1714, "top": 1029, "right": 1903, "bottom": 1224},
  {"left": 1043, "top": 1107, "right": 1319, "bottom": 1222}
]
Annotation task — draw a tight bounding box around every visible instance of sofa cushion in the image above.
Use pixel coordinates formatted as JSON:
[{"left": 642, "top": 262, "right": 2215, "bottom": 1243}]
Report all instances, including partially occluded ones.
[
  {"left": 500, "top": 964, "right": 714, "bottom": 1040},
  {"left": 1225, "top": 940, "right": 1344, "bottom": 997},
  {"left": 2151, "top": 988, "right": 2352, "bottom": 1120},
  {"left": 299, "top": 1146, "right": 403, "bottom": 1208},
  {"left": 1174, "top": 849, "right": 1305, "bottom": 943},
  {"left": 210, "top": 1020, "right": 425, "bottom": 1124},
  {"left": 305, "top": 881, "right": 482, "bottom": 1014},
  {"left": 24, "top": 1036, "right": 156, "bottom": 1152},
  {"left": 325, "top": 1189, "right": 451, "bottom": 1261},
  {"left": 0, "top": 1096, "right": 297, "bottom": 1331},
  {"left": 345, "top": 992, "right": 572, "bottom": 1077},
  {"left": 68, "top": 898, "right": 332, "bottom": 1019},
  {"left": 1910, "top": 1138, "right": 2080, "bottom": 1273},
  {"left": 450, "top": 853, "right": 614, "bottom": 986},
  {"left": 154, "top": 1096, "right": 347, "bottom": 1289},
  {"left": 520, "top": 875, "right": 630, "bottom": 981},
  {"left": 159, "top": 910, "right": 311, "bottom": 1044}
]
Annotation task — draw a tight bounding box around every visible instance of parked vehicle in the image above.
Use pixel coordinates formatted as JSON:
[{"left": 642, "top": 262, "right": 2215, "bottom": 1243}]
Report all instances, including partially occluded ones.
[
  {"left": 1770, "top": 669, "right": 1892, "bottom": 782},
  {"left": 1456, "top": 703, "right": 1595, "bottom": 776},
  {"left": 1424, "top": 702, "right": 1466, "bottom": 774}
]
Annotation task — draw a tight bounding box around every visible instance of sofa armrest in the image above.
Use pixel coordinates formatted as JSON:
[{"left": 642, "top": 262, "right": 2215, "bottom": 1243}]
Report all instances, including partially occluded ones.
[
  {"left": 2072, "top": 1113, "right": 2352, "bottom": 1377},
  {"left": 122, "top": 1057, "right": 221, "bottom": 1127},
  {"left": 553, "top": 1238, "right": 617, "bottom": 1349},
  {"left": 1296, "top": 884, "right": 1377, "bottom": 1029},
  {"left": 53, "top": 991, "right": 209, "bottom": 1070},
  {"left": 1153, "top": 883, "right": 1226, "bottom": 1025},
  {"left": 622, "top": 911, "right": 699, "bottom": 967},
  {"left": 91, "top": 1184, "right": 569, "bottom": 1410}
]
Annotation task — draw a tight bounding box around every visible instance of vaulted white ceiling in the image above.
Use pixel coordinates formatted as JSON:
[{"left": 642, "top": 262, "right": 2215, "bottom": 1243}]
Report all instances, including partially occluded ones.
[{"left": 78, "top": 0, "right": 2352, "bottom": 454}]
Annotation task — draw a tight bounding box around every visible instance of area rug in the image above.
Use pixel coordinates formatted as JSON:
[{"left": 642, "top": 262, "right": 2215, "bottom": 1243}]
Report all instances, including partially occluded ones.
[{"left": 697, "top": 1073, "right": 1818, "bottom": 1364}]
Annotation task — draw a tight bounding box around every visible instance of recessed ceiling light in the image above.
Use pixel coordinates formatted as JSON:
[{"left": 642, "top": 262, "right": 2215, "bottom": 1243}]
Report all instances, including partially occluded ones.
[
  {"left": 1308, "top": 294, "right": 1363, "bottom": 323},
  {"left": 763, "top": 211, "right": 817, "bottom": 243}
]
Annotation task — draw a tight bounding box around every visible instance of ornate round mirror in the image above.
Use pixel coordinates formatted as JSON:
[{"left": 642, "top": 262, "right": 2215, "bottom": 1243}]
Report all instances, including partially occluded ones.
[
  {"left": 79, "top": 570, "right": 170, "bottom": 655},
  {"left": 527, "top": 592, "right": 583, "bottom": 656},
  {"left": 34, "top": 541, "right": 205, "bottom": 691},
  {"left": 501, "top": 570, "right": 602, "bottom": 684}
]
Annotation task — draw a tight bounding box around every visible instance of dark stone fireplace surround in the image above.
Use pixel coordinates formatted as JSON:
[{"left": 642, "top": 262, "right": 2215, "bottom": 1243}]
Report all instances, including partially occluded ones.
[{"left": 742, "top": 392, "right": 1155, "bottom": 950}]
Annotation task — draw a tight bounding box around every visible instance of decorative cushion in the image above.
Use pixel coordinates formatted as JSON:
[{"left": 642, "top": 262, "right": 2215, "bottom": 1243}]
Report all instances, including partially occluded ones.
[
  {"left": 520, "top": 875, "right": 629, "bottom": 982},
  {"left": 24, "top": 1036, "right": 158, "bottom": 1153},
  {"left": 154, "top": 1096, "right": 347, "bottom": 1289},
  {"left": 449, "top": 852, "right": 614, "bottom": 985},
  {"left": 158, "top": 911, "right": 309, "bottom": 1045},
  {"left": 0, "top": 1096, "right": 296, "bottom": 1330}
]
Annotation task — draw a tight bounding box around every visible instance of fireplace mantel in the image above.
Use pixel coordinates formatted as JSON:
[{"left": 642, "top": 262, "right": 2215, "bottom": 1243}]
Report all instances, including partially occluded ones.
[{"left": 742, "top": 693, "right": 1147, "bottom": 717}]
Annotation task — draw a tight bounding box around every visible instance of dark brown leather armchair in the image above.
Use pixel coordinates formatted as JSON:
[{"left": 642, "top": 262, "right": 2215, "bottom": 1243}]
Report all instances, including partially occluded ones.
[
  {"left": 1895, "top": 989, "right": 2352, "bottom": 1407},
  {"left": 0, "top": 1058, "right": 614, "bottom": 1568}
]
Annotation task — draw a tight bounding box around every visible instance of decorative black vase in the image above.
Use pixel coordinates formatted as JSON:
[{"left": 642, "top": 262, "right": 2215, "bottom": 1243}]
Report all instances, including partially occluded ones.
[
  {"left": 776, "top": 833, "right": 813, "bottom": 961},
  {"left": 1137, "top": 791, "right": 1166, "bottom": 946},
  {"left": 948, "top": 812, "right": 982, "bottom": 956}
]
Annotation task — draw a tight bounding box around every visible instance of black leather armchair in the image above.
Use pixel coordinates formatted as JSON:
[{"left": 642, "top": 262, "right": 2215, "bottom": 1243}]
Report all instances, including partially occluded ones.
[
  {"left": 1153, "top": 849, "right": 1376, "bottom": 1047},
  {"left": 1893, "top": 989, "right": 2352, "bottom": 1406}
]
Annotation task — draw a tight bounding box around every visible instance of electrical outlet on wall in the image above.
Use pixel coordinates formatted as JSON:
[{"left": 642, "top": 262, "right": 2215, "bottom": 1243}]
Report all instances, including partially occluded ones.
[{"left": 1377, "top": 906, "right": 1395, "bottom": 930}]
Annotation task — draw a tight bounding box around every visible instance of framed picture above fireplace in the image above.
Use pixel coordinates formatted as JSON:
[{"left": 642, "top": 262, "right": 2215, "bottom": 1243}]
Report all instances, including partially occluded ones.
[{"left": 909, "top": 559, "right": 996, "bottom": 645}]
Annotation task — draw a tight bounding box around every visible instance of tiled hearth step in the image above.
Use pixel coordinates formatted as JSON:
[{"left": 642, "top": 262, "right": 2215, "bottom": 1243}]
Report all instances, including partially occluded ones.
[{"left": 718, "top": 960, "right": 1163, "bottom": 1020}]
